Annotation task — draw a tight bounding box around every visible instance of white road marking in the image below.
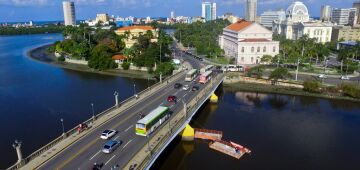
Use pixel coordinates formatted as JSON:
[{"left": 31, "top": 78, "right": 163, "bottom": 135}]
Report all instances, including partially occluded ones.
[
  {"left": 169, "top": 105, "right": 174, "bottom": 109},
  {"left": 160, "top": 102, "right": 164, "bottom": 105},
  {"left": 174, "top": 91, "right": 179, "bottom": 95},
  {"left": 123, "top": 139, "right": 133, "bottom": 149},
  {"left": 105, "top": 154, "right": 116, "bottom": 165},
  {"left": 114, "top": 136, "right": 120, "bottom": 140},
  {"left": 183, "top": 93, "right": 188, "bottom": 98},
  {"left": 89, "top": 150, "right": 101, "bottom": 160},
  {"left": 125, "top": 125, "right": 133, "bottom": 132}
]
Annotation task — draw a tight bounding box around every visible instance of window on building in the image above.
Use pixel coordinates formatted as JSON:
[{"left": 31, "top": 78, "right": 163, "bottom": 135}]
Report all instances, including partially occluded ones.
[
  {"left": 241, "top": 57, "right": 244, "bottom": 62},
  {"left": 257, "top": 47, "right": 260, "bottom": 53},
  {"left": 251, "top": 47, "right": 254, "bottom": 53},
  {"left": 263, "top": 46, "right": 266, "bottom": 52},
  {"left": 241, "top": 47, "right": 244, "bottom": 53},
  {"left": 273, "top": 46, "right": 276, "bottom": 52},
  {"left": 251, "top": 57, "right": 254, "bottom": 63}
]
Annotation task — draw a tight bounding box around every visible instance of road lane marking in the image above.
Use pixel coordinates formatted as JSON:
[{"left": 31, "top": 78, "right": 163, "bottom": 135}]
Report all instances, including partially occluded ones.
[
  {"left": 114, "top": 136, "right": 120, "bottom": 140},
  {"left": 169, "top": 105, "right": 174, "bottom": 109},
  {"left": 89, "top": 150, "right": 101, "bottom": 160},
  {"left": 105, "top": 154, "right": 116, "bottom": 165},
  {"left": 124, "top": 125, "right": 133, "bottom": 132},
  {"left": 183, "top": 93, "right": 188, "bottom": 98},
  {"left": 123, "top": 139, "right": 133, "bottom": 149}
]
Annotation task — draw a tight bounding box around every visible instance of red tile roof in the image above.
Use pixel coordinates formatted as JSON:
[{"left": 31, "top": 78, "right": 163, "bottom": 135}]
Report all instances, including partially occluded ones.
[
  {"left": 225, "top": 19, "right": 252, "bottom": 32},
  {"left": 112, "top": 55, "right": 127, "bottom": 60},
  {"left": 117, "top": 25, "right": 155, "bottom": 31},
  {"left": 240, "top": 39, "right": 270, "bottom": 42}
]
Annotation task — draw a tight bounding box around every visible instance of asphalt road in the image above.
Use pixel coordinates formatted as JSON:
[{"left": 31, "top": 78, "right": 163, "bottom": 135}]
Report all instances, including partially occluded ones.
[{"left": 38, "top": 47, "right": 208, "bottom": 170}]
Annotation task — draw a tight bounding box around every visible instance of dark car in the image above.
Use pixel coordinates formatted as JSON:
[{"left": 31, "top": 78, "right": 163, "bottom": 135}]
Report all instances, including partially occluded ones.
[
  {"left": 192, "top": 86, "right": 200, "bottom": 91},
  {"left": 174, "top": 83, "right": 182, "bottom": 89},
  {"left": 167, "top": 95, "right": 177, "bottom": 102}
]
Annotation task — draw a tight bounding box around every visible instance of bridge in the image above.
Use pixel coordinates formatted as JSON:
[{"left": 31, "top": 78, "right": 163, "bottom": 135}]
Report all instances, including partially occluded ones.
[{"left": 7, "top": 52, "right": 224, "bottom": 170}]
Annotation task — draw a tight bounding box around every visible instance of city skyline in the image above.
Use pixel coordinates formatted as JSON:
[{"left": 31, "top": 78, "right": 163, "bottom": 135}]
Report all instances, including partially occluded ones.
[{"left": 0, "top": 0, "right": 358, "bottom": 22}]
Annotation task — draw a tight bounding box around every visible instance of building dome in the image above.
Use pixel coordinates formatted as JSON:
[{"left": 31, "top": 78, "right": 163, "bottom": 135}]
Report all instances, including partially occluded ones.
[{"left": 286, "top": 1, "right": 310, "bottom": 22}]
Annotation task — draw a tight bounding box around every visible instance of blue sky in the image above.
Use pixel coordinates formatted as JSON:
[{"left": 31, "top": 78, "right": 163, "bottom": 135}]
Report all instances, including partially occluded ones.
[{"left": 0, "top": 0, "right": 357, "bottom": 22}]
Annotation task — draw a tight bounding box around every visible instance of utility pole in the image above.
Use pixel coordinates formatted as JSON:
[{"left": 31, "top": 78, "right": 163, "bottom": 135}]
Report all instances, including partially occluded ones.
[
  {"left": 60, "top": 118, "right": 65, "bottom": 136},
  {"left": 340, "top": 59, "right": 343, "bottom": 76},
  {"left": 160, "top": 43, "right": 162, "bottom": 64},
  {"left": 295, "top": 45, "right": 304, "bottom": 81}
]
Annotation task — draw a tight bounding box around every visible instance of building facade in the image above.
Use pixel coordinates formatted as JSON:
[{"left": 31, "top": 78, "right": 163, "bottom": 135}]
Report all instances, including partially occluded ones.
[
  {"left": 245, "top": 0, "right": 257, "bottom": 22},
  {"left": 260, "top": 10, "right": 286, "bottom": 28},
  {"left": 273, "top": 1, "right": 333, "bottom": 43},
  {"left": 96, "top": 14, "right": 109, "bottom": 23},
  {"left": 201, "top": 1, "right": 216, "bottom": 21},
  {"left": 321, "top": 5, "right": 331, "bottom": 21},
  {"left": 331, "top": 8, "right": 357, "bottom": 26},
  {"left": 331, "top": 26, "right": 360, "bottom": 42},
  {"left": 114, "top": 26, "right": 158, "bottom": 48},
  {"left": 63, "top": 1, "right": 76, "bottom": 26},
  {"left": 219, "top": 20, "right": 279, "bottom": 65}
]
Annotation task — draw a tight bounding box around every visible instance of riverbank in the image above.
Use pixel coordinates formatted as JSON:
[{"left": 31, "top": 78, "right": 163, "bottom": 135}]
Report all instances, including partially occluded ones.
[
  {"left": 27, "top": 44, "right": 154, "bottom": 79},
  {"left": 224, "top": 81, "right": 360, "bottom": 102}
]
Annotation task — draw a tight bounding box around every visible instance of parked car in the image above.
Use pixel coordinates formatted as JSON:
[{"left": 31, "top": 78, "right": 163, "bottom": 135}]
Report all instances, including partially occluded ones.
[
  {"left": 182, "top": 84, "right": 190, "bottom": 90},
  {"left": 192, "top": 85, "right": 200, "bottom": 91},
  {"left": 174, "top": 83, "right": 182, "bottom": 89},
  {"left": 167, "top": 95, "right": 177, "bottom": 102},
  {"left": 340, "top": 75, "right": 350, "bottom": 80},
  {"left": 100, "top": 129, "right": 117, "bottom": 140},
  {"left": 102, "top": 140, "right": 120, "bottom": 153}
]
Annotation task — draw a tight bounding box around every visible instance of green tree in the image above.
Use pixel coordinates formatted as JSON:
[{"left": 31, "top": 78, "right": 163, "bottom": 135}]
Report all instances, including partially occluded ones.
[
  {"left": 269, "top": 67, "right": 292, "bottom": 83},
  {"left": 88, "top": 44, "right": 117, "bottom": 70},
  {"left": 246, "top": 65, "right": 264, "bottom": 78},
  {"left": 260, "top": 55, "right": 273, "bottom": 64},
  {"left": 303, "top": 80, "right": 321, "bottom": 93},
  {"left": 154, "top": 62, "right": 175, "bottom": 76}
]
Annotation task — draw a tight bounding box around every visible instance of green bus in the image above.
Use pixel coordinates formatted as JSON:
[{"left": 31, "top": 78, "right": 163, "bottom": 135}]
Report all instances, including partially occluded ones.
[
  {"left": 135, "top": 106, "right": 170, "bottom": 136},
  {"left": 185, "top": 69, "right": 198, "bottom": 82}
]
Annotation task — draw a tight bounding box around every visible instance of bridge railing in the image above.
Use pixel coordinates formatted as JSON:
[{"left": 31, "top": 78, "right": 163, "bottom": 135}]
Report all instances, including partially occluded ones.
[
  {"left": 124, "top": 73, "right": 224, "bottom": 170},
  {"left": 7, "top": 70, "right": 185, "bottom": 170}
]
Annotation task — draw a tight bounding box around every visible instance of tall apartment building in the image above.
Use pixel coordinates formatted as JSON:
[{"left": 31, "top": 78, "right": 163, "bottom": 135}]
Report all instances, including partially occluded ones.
[
  {"left": 320, "top": 5, "right": 331, "bottom": 21},
  {"left": 260, "top": 9, "right": 286, "bottom": 28},
  {"left": 353, "top": 2, "right": 360, "bottom": 26},
  {"left": 331, "top": 26, "right": 360, "bottom": 42},
  {"left": 62, "top": 1, "right": 76, "bottom": 26},
  {"left": 245, "top": 0, "right": 257, "bottom": 22},
  {"left": 331, "top": 8, "right": 357, "bottom": 26},
  {"left": 201, "top": 1, "right": 216, "bottom": 21}
]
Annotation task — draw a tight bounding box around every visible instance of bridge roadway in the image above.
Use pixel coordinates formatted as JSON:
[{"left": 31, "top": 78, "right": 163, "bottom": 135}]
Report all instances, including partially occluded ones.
[{"left": 34, "top": 66, "right": 212, "bottom": 169}]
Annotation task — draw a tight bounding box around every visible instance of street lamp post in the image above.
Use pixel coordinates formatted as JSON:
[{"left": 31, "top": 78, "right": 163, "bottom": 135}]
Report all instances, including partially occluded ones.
[
  {"left": 146, "top": 134, "right": 151, "bottom": 156},
  {"left": 114, "top": 91, "right": 119, "bottom": 107},
  {"left": 60, "top": 118, "right": 65, "bottom": 136},
  {"left": 91, "top": 103, "right": 95, "bottom": 121}
]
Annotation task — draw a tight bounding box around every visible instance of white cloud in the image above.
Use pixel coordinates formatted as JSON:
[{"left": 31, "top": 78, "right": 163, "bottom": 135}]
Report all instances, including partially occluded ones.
[{"left": 0, "top": 0, "right": 50, "bottom": 6}]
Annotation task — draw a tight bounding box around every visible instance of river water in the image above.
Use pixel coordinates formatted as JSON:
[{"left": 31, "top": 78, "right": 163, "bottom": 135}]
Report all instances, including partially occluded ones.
[
  {"left": 0, "top": 34, "right": 151, "bottom": 168},
  {"left": 1, "top": 34, "right": 360, "bottom": 170},
  {"left": 152, "top": 89, "right": 360, "bottom": 170}
]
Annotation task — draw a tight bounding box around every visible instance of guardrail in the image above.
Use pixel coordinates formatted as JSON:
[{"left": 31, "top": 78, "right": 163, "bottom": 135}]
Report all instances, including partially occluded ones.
[
  {"left": 7, "top": 70, "right": 185, "bottom": 170},
  {"left": 124, "top": 73, "right": 224, "bottom": 170}
]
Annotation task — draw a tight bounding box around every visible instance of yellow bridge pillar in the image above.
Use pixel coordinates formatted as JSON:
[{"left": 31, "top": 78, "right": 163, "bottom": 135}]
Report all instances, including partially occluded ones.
[
  {"left": 180, "top": 124, "right": 194, "bottom": 141},
  {"left": 210, "top": 93, "right": 218, "bottom": 103}
]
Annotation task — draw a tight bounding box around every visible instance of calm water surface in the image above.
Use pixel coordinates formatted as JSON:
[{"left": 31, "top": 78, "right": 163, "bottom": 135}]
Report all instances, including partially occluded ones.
[
  {"left": 153, "top": 89, "right": 360, "bottom": 170},
  {"left": 0, "top": 34, "right": 152, "bottom": 168}
]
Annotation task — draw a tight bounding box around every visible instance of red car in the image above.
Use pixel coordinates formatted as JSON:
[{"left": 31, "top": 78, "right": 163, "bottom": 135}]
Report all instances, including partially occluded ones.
[{"left": 167, "top": 95, "right": 177, "bottom": 102}]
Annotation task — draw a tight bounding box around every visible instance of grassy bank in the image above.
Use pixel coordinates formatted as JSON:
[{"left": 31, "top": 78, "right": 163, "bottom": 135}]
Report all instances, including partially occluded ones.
[
  {"left": 27, "top": 44, "right": 155, "bottom": 80},
  {"left": 224, "top": 82, "right": 360, "bottom": 102}
]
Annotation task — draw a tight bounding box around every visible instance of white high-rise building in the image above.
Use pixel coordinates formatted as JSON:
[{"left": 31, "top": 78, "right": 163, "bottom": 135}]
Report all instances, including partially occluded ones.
[
  {"left": 62, "top": 1, "right": 76, "bottom": 26},
  {"left": 353, "top": 1, "right": 360, "bottom": 26},
  {"left": 202, "top": 1, "right": 216, "bottom": 21},
  {"left": 260, "top": 10, "right": 286, "bottom": 28},
  {"left": 331, "top": 8, "right": 357, "bottom": 26},
  {"left": 171, "top": 11, "right": 175, "bottom": 18},
  {"left": 245, "top": 0, "right": 257, "bottom": 22},
  {"left": 321, "top": 5, "right": 331, "bottom": 21}
]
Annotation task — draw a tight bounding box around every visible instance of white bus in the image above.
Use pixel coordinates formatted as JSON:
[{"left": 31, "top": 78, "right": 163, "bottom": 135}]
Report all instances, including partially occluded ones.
[
  {"left": 199, "top": 71, "right": 212, "bottom": 84},
  {"left": 185, "top": 69, "right": 198, "bottom": 82},
  {"left": 200, "top": 65, "right": 214, "bottom": 74},
  {"left": 135, "top": 106, "right": 170, "bottom": 136}
]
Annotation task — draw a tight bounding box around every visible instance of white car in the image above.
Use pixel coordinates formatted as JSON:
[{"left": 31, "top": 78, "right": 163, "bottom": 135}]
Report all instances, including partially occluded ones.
[
  {"left": 100, "top": 129, "right": 117, "bottom": 140},
  {"left": 318, "top": 74, "right": 327, "bottom": 78},
  {"left": 340, "top": 75, "right": 350, "bottom": 80},
  {"left": 182, "top": 84, "right": 189, "bottom": 90}
]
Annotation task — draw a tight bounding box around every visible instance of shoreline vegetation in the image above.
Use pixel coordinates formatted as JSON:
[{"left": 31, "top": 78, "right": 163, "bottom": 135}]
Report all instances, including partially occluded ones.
[
  {"left": 224, "top": 80, "right": 360, "bottom": 102},
  {"left": 0, "top": 25, "right": 65, "bottom": 35},
  {"left": 27, "top": 44, "right": 154, "bottom": 79}
]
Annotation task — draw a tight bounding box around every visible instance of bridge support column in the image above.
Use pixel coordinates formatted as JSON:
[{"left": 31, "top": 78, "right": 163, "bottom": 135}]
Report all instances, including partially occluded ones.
[
  {"left": 180, "top": 124, "right": 194, "bottom": 141},
  {"left": 12, "top": 140, "right": 25, "bottom": 167}
]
